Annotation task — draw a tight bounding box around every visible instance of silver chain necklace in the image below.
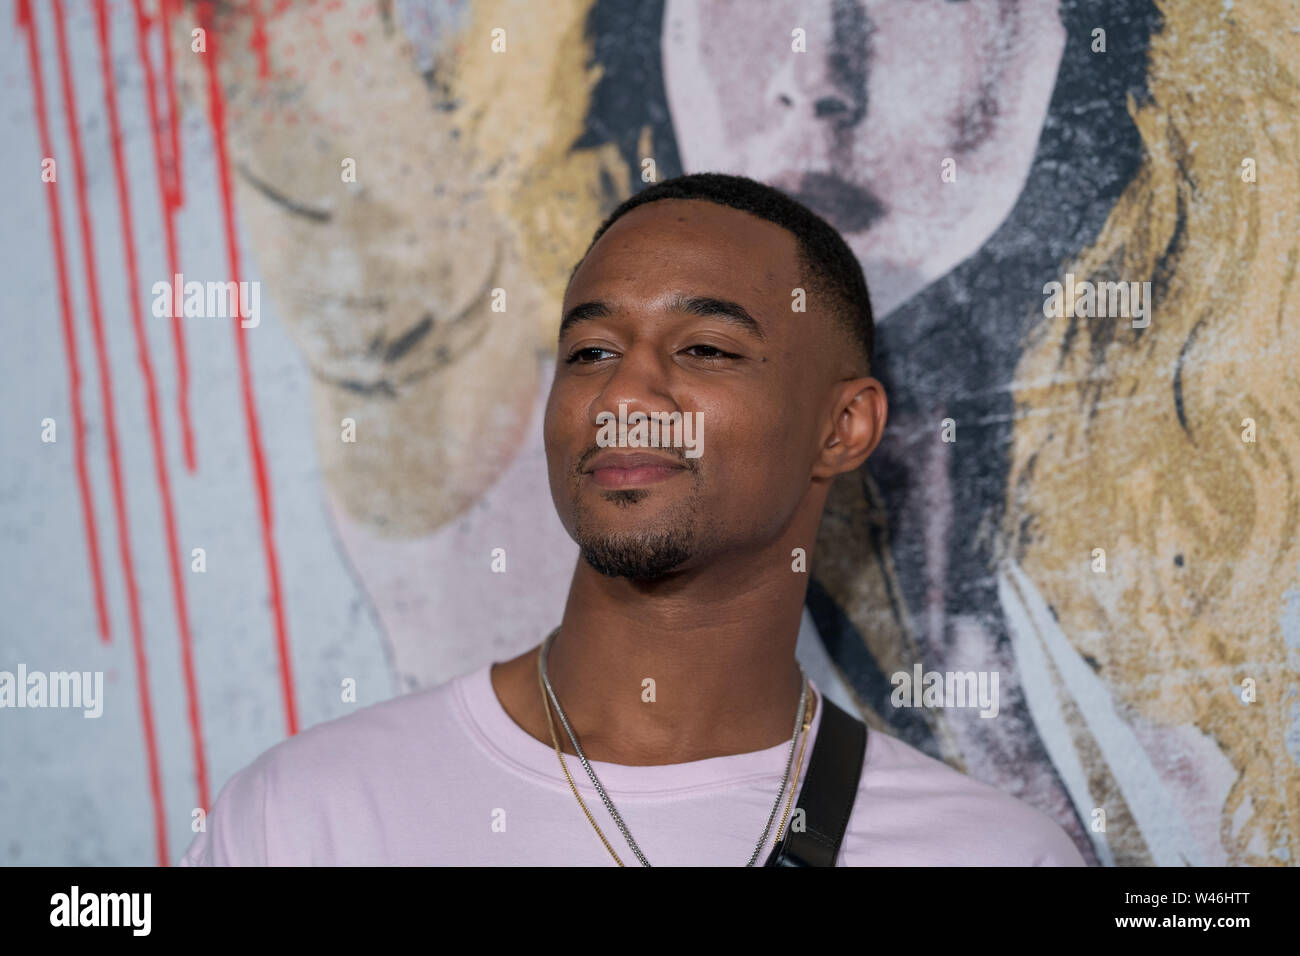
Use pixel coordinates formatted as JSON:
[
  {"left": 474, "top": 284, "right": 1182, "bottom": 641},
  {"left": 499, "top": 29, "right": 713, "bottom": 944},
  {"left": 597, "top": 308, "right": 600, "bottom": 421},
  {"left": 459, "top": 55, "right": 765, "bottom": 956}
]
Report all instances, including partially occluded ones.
[{"left": 539, "top": 627, "right": 808, "bottom": 867}]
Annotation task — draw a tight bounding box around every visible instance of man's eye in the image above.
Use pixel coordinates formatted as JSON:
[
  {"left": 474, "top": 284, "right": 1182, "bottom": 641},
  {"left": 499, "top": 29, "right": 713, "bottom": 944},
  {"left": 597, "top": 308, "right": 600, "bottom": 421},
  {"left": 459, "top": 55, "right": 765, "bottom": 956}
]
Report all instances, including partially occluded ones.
[
  {"left": 565, "top": 347, "right": 616, "bottom": 364},
  {"left": 683, "top": 344, "right": 739, "bottom": 359}
]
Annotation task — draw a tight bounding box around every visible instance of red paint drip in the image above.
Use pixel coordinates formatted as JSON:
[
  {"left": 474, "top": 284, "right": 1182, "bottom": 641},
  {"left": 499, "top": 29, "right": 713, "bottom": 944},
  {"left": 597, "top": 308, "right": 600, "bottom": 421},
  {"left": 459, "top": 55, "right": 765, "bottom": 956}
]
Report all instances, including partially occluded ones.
[
  {"left": 133, "top": 0, "right": 195, "bottom": 473},
  {"left": 50, "top": 0, "right": 170, "bottom": 866},
  {"left": 15, "top": 0, "right": 111, "bottom": 644},
  {"left": 95, "top": 0, "right": 210, "bottom": 819},
  {"left": 249, "top": 0, "right": 271, "bottom": 80},
  {"left": 197, "top": 1, "right": 299, "bottom": 737},
  {"left": 160, "top": 0, "right": 183, "bottom": 211}
]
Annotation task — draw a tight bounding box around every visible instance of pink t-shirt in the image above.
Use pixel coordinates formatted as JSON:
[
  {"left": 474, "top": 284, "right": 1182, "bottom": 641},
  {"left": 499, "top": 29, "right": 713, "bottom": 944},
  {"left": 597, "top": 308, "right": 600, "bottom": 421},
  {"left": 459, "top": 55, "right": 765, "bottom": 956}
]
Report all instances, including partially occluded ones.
[{"left": 180, "top": 664, "right": 1086, "bottom": 866}]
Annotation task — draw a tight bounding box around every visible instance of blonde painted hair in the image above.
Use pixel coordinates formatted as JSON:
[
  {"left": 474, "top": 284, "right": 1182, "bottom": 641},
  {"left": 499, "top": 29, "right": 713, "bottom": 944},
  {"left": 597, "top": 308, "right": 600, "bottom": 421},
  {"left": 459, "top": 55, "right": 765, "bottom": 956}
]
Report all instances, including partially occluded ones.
[{"left": 1002, "top": 0, "right": 1300, "bottom": 864}]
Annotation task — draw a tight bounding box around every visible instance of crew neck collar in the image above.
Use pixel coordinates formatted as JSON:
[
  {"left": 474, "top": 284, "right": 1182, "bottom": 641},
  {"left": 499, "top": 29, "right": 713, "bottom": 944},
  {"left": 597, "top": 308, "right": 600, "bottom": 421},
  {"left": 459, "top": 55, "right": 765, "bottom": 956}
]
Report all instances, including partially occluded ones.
[{"left": 456, "top": 661, "right": 825, "bottom": 796}]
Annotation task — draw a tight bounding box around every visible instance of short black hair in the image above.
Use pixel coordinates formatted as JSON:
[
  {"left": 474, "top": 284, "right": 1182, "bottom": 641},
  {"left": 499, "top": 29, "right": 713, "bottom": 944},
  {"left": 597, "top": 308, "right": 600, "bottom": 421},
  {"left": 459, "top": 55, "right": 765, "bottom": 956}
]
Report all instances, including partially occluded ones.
[{"left": 571, "top": 172, "right": 875, "bottom": 372}]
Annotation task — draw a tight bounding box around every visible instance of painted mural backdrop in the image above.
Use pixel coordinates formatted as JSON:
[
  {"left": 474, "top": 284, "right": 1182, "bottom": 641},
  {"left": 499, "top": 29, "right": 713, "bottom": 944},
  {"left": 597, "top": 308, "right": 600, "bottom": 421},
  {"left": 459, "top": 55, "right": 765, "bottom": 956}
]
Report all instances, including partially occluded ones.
[{"left": 2, "top": 0, "right": 1296, "bottom": 866}]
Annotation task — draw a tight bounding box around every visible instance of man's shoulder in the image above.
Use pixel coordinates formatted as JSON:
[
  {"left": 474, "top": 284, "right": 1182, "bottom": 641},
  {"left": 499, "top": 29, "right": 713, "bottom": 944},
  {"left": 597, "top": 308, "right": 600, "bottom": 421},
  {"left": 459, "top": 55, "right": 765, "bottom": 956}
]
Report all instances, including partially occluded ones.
[
  {"left": 179, "top": 670, "right": 476, "bottom": 865},
  {"left": 232, "top": 667, "right": 492, "bottom": 814},
  {"left": 251, "top": 672, "right": 468, "bottom": 777},
  {"left": 848, "top": 726, "right": 1087, "bottom": 866}
]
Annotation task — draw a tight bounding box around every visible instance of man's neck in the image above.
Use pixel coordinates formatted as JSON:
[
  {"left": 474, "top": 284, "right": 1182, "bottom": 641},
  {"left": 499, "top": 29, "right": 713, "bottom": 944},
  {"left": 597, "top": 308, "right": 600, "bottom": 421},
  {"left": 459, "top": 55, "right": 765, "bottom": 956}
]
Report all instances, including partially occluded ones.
[{"left": 491, "top": 542, "right": 814, "bottom": 766}]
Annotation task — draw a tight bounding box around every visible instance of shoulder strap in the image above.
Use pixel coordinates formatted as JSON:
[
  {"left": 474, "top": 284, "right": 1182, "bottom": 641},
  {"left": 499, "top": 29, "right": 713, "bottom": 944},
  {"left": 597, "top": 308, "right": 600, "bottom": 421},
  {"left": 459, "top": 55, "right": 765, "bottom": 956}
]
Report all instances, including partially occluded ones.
[{"left": 764, "top": 694, "right": 867, "bottom": 867}]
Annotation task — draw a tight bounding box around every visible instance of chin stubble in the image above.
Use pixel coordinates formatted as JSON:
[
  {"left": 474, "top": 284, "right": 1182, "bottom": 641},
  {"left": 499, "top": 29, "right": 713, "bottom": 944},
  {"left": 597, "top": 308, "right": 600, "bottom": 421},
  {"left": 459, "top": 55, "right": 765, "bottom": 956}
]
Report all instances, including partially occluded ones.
[{"left": 571, "top": 488, "right": 702, "bottom": 581}]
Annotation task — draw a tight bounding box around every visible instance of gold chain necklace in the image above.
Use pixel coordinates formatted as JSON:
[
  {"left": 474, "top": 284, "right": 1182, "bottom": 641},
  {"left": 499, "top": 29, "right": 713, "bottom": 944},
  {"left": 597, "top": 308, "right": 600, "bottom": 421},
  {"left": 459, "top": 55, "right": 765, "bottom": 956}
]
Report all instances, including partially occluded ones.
[{"left": 535, "top": 635, "right": 817, "bottom": 866}]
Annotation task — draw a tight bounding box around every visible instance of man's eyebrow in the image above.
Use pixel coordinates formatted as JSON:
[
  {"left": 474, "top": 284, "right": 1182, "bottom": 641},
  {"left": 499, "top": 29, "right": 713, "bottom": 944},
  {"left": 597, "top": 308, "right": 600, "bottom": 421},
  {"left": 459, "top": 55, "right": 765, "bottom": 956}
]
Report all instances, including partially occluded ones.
[
  {"left": 667, "top": 293, "right": 766, "bottom": 341},
  {"left": 558, "top": 300, "right": 611, "bottom": 341},
  {"left": 558, "top": 294, "right": 767, "bottom": 342}
]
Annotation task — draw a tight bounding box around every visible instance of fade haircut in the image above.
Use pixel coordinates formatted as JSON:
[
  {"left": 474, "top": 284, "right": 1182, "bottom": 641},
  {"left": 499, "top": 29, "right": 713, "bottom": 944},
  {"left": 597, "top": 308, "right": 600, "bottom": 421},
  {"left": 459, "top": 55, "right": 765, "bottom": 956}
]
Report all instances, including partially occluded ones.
[{"left": 570, "top": 172, "right": 874, "bottom": 372}]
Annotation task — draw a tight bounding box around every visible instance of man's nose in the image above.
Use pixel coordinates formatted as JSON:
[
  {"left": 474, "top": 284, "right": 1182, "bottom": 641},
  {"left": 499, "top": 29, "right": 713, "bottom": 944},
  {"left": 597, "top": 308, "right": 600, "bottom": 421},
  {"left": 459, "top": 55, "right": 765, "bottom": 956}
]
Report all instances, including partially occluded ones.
[{"left": 591, "top": 344, "right": 678, "bottom": 426}]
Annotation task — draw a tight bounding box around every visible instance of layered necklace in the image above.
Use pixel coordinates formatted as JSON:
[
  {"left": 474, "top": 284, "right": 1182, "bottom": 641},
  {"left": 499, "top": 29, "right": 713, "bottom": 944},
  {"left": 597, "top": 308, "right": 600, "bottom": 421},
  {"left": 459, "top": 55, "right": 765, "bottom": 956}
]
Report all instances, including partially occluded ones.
[{"left": 536, "top": 627, "right": 814, "bottom": 866}]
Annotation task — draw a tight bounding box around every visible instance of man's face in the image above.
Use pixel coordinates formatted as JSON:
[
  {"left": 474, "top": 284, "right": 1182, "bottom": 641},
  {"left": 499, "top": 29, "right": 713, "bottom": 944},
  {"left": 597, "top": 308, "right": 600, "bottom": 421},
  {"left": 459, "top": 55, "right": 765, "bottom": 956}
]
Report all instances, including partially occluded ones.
[{"left": 545, "top": 199, "right": 846, "bottom": 580}]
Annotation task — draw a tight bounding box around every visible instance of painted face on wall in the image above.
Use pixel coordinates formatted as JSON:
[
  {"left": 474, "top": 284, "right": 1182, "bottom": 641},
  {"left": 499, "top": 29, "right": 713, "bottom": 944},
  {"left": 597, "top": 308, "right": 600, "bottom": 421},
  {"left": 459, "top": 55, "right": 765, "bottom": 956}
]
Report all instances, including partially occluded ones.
[
  {"left": 183, "top": 0, "right": 553, "bottom": 536},
  {"left": 173, "top": 0, "right": 618, "bottom": 687},
  {"left": 662, "top": 0, "right": 1065, "bottom": 317}
]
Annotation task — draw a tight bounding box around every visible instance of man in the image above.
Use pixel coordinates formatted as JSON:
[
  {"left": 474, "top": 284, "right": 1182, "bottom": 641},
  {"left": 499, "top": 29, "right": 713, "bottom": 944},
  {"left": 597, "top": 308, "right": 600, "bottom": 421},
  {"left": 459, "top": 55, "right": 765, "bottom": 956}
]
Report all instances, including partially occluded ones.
[{"left": 181, "top": 173, "right": 1084, "bottom": 866}]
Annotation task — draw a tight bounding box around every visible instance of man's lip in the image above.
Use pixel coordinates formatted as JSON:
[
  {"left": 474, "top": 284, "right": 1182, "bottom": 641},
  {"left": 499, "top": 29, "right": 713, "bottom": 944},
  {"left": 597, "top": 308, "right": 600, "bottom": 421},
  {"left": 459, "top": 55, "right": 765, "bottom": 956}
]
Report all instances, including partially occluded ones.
[
  {"left": 583, "top": 451, "right": 688, "bottom": 489},
  {"left": 583, "top": 451, "right": 687, "bottom": 473}
]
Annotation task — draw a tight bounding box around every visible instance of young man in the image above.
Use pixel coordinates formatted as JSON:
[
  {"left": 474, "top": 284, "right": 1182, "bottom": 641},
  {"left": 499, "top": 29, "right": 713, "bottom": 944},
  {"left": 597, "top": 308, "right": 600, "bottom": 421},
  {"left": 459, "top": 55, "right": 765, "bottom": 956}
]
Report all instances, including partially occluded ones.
[{"left": 181, "top": 173, "right": 1084, "bottom": 866}]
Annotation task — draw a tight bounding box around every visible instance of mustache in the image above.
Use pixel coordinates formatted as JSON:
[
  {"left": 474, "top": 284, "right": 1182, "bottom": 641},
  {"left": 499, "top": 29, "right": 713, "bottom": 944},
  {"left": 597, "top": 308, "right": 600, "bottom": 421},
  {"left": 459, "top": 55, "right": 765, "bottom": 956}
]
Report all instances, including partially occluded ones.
[{"left": 792, "top": 171, "right": 887, "bottom": 233}]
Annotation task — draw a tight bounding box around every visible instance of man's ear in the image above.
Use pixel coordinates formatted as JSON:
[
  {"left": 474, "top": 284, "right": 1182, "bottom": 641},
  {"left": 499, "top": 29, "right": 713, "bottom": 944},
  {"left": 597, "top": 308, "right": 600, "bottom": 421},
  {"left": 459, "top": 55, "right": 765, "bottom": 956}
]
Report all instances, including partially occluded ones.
[{"left": 813, "top": 377, "right": 887, "bottom": 479}]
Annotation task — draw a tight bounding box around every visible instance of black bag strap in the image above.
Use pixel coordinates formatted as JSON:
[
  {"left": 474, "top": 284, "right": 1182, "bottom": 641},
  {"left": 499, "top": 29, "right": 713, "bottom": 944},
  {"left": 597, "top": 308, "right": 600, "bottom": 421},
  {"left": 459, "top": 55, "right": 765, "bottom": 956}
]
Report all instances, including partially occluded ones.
[{"left": 764, "top": 694, "right": 867, "bottom": 867}]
